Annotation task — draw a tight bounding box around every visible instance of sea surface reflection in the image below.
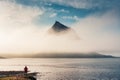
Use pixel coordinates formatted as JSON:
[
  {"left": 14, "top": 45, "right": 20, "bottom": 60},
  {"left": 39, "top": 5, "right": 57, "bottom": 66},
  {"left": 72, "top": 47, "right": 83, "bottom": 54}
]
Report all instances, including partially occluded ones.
[{"left": 0, "top": 58, "right": 120, "bottom": 80}]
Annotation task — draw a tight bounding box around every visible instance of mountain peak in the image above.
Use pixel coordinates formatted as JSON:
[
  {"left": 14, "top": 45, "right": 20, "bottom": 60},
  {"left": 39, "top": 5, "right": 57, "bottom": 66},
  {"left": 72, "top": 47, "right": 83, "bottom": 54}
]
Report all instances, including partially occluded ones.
[
  {"left": 52, "top": 21, "right": 70, "bottom": 32},
  {"left": 47, "top": 21, "right": 80, "bottom": 39}
]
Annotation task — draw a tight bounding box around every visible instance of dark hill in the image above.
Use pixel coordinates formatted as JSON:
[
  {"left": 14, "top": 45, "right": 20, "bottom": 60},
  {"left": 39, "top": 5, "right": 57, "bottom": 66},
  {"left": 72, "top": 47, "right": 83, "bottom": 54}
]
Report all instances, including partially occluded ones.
[
  {"left": 32, "top": 52, "right": 114, "bottom": 58},
  {"left": 0, "top": 56, "right": 5, "bottom": 59},
  {"left": 48, "top": 21, "right": 71, "bottom": 34},
  {"left": 52, "top": 21, "right": 70, "bottom": 32},
  {"left": 47, "top": 21, "right": 80, "bottom": 39}
]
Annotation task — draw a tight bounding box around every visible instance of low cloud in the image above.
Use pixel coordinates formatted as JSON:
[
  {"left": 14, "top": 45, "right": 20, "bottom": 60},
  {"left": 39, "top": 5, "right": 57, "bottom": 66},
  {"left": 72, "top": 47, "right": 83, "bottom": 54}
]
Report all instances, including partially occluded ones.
[
  {"left": 0, "top": 1, "right": 120, "bottom": 57},
  {"left": 72, "top": 10, "right": 120, "bottom": 56}
]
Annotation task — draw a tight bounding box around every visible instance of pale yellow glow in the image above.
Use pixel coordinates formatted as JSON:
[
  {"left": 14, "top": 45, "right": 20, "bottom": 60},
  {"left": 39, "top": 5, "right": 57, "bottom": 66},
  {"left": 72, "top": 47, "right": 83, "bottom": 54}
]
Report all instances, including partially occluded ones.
[{"left": 0, "top": 0, "right": 120, "bottom": 57}]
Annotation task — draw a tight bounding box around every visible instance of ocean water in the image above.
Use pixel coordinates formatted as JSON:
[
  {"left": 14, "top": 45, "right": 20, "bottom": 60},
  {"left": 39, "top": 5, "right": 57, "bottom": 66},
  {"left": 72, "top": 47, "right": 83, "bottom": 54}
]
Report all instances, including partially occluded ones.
[{"left": 0, "top": 58, "right": 120, "bottom": 80}]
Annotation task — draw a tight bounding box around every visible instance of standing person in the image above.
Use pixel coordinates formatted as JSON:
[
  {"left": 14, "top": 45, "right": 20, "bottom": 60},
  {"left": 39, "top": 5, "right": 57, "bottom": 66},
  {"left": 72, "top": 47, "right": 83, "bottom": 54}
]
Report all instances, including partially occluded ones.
[{"left": 24, "top": 66, "right": 28, "bottom": 73}]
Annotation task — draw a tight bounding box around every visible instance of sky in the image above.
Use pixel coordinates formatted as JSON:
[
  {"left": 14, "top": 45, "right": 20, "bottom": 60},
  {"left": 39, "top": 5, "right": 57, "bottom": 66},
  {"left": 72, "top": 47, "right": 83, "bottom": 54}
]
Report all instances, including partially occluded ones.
[{"left": 0, "top": 0, "right": 120, "bottom": 57}]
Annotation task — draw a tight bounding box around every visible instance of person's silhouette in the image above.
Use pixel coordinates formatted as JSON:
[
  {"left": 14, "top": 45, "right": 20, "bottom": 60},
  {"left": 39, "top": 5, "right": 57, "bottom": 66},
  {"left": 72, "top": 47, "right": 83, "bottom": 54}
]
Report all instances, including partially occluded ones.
[{"left": 24, "top": 66, "right": 28, "bottom": 73}]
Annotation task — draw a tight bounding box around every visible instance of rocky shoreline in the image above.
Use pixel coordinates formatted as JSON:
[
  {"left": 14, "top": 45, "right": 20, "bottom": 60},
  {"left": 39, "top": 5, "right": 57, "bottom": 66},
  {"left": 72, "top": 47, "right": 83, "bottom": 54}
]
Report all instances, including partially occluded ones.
[{"left": 0, "top": 71, "right": 37, "bottom": 80}]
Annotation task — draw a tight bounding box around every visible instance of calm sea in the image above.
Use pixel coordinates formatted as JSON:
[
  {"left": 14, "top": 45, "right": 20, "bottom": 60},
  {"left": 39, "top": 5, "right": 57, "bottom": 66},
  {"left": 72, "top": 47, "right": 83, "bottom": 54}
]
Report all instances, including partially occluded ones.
[{"left": 0, "top": 58, "right": 120, "bottom": 80}]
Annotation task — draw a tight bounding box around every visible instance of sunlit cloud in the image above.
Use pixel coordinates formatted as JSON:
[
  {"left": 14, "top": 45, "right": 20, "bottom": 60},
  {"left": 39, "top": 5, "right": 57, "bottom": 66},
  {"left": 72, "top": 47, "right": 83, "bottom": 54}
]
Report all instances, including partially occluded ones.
[
  {"left": 62, "top": 16, "right": 79, "bottom": 21},
  {"left": 59, "top": 9, "right": 69, "bottom": 13},
  {"left": 49, "top": 13, "right": 57, "bottom": 18},
  {"left": 72, "top": 10, "right": 120, "bottom": 56},
  {"left": 43, "top": 0, "right": 120, "bottom": 9},
  {"left": 0, "top": 0, "right": 120, "bottom": 57}
]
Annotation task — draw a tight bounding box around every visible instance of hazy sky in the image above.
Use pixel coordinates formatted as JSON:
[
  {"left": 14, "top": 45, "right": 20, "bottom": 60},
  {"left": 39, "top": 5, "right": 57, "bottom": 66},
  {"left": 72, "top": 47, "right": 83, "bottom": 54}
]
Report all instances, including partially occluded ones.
[{"left": 0, "top": 0, "right": 120, "bottom": 57}]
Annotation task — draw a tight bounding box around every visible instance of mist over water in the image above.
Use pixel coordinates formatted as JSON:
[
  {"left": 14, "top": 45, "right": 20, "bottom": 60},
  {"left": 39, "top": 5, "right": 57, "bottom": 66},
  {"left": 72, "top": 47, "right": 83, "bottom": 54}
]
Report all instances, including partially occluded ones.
[
  {"left": 0, "top": 58, "right": 120, "bottom": 80},
  {"left": 0, "top": 1, "right": 120, "bottom": 57},
  {"left": 0, "top": 13, "right": 120, "bottom": 57}
]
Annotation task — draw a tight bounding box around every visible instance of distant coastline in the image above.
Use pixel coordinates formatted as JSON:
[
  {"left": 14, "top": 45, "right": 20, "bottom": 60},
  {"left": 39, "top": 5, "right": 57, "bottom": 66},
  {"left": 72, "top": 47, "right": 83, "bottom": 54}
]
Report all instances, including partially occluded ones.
[
  {"left": 32, "top": 52, "right": 115, "bottom": 58},
  {"left": 0, "top": 52, "right": 117, "bottom": 58},
  {"left": 0, "top": 56, "right": 5, "bottom": 59}
]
